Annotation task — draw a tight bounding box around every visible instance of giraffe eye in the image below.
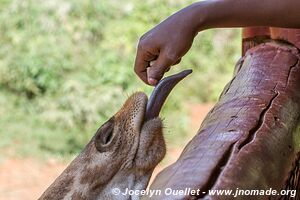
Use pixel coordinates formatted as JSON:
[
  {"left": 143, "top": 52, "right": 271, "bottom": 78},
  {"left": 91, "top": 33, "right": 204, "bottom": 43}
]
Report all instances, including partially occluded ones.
[{"left": 95, "top": 117, "right": 115, "bottom": 152}]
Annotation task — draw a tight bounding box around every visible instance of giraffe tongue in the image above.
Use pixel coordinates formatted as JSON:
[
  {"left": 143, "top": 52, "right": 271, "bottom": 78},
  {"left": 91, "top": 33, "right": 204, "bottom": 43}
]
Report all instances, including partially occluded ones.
[{"left": 145, "top": 69, "right": 192, "bottom": 121}]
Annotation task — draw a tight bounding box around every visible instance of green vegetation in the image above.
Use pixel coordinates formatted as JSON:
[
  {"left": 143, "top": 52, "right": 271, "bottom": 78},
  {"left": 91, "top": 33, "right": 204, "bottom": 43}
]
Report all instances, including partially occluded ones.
[{"left": 0, "top": 0, "right": 241, "bottom": 159}]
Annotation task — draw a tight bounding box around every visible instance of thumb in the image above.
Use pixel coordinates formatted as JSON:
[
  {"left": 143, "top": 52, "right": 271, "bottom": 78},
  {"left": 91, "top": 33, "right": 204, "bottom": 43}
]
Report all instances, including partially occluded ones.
[{"left": 147, "top": 53, "right": 176, "bottom": 85}]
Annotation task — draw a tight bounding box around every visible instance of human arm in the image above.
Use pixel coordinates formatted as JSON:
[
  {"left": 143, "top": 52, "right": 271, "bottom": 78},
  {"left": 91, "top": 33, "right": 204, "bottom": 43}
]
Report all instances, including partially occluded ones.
[{"left": 134, "top": 0, "right": 300, "bottom": 85}]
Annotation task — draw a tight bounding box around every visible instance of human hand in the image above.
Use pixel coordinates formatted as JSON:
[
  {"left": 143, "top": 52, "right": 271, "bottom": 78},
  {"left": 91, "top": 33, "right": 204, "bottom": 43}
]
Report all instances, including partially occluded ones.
[
  {"left": 134, "top": 0, "right": 300, "bottom": 86},
  {"left": 134, "top": 8, "right": 198, "bottom": 85}
]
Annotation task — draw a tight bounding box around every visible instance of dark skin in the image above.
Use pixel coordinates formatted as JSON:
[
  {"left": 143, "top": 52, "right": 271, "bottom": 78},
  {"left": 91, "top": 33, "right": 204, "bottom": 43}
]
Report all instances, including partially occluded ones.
[{"left": 134, "top": 0, "right": 300, "bottom": 86}]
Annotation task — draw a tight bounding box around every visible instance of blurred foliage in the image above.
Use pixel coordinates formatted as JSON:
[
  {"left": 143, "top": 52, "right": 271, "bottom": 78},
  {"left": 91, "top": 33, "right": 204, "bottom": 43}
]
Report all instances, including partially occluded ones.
[{"left": 0, "top": 0, "right": 241, "bottom": 159}]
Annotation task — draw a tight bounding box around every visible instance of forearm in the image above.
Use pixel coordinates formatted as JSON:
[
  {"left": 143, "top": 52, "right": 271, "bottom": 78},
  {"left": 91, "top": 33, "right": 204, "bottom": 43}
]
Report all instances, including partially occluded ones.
[
  {"left": 134, "top": 0, "right": 300, "bottom": 85},
  {"left": 180, "top": 0, "right": 300, "bottom": 33}
]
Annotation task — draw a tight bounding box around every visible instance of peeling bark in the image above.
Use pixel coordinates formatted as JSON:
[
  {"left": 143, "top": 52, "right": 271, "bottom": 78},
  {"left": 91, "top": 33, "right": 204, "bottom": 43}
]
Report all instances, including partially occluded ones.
[{"left": 144, "top": 42, "right": 300, "bottom": 200}]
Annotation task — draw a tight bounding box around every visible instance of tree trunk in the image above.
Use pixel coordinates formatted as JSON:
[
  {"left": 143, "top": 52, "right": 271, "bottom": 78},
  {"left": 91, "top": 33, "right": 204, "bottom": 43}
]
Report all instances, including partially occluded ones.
[{"left": 145, "top": 41, "right": 300, "bottom": 200}]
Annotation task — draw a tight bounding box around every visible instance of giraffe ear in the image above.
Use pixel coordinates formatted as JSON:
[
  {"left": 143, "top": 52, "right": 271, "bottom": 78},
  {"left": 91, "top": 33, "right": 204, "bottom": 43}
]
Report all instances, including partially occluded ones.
[{"left": 94, "top": 117, "right": 115, "bottom": 152}]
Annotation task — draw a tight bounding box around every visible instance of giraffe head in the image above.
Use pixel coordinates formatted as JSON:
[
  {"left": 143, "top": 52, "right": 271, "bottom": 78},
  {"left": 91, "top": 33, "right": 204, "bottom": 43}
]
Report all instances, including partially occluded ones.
[{"left": 39, "top": 70, "right": 192, "bottom": 200}]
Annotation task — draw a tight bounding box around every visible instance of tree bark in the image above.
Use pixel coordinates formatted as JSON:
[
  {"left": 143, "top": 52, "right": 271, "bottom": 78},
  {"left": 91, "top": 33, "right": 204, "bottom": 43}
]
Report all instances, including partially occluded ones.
[{"left": 145, "top": 41, "right": 300, "bottom": 200}]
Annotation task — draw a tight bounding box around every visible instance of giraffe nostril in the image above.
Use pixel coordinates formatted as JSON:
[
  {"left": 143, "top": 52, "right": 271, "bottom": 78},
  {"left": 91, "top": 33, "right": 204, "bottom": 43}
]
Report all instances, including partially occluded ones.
[
  {"left": 102, "top": 128, "right": 113, "bottom": 145},
  {"left": 94, "top": 117, "right": 116, "bottom": 152}
]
